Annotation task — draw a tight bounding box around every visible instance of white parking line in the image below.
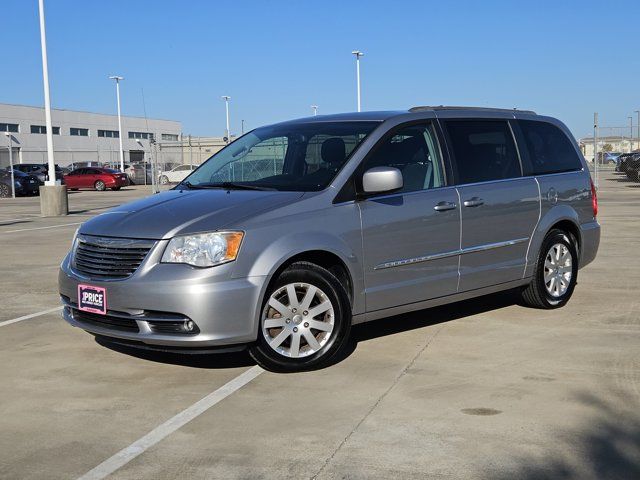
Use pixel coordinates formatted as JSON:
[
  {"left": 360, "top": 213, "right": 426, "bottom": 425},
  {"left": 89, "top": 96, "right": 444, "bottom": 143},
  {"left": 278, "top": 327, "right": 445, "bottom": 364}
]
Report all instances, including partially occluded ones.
[
  {"left": 77, "top": 365, "right": 264, "bottom": 480},
  {"left": 0, "top": 306, "right": 63, "bottom": 328},
  {"left": 2, "top": 222, "right": 82, "bottom": 233}
]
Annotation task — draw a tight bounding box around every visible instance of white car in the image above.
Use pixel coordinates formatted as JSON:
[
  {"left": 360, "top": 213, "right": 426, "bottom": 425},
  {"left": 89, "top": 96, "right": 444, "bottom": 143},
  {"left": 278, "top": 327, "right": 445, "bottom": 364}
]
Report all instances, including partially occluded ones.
[{"left": 158, "top": 164, "right": 196, "bottom": 184}]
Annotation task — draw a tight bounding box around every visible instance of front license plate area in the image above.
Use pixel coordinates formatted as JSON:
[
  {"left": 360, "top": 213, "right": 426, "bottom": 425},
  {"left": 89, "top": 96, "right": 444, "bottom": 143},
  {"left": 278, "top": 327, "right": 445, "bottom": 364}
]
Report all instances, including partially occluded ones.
[{"left": 78, "top": 284, "right": 107, "bottom": 315}]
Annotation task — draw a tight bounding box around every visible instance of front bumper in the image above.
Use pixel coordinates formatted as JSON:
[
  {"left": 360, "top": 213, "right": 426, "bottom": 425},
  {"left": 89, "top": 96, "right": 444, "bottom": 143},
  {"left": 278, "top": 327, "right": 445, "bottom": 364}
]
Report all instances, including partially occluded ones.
[{"left": 58, "top": 250, "right": 267, "bottom": 348}]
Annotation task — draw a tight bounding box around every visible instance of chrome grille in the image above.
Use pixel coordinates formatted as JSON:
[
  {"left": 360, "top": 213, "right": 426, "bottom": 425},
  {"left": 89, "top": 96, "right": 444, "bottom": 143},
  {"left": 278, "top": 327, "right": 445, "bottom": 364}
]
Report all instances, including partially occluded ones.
[{"left": 73, "top": 234, "right": 155, "bottom": 280}]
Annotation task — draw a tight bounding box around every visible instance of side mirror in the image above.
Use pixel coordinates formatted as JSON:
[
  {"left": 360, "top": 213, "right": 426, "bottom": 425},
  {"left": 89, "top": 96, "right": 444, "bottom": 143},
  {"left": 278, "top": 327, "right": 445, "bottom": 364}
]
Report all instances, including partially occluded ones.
[{"left": 362, "top": 166, "right": 403, "bottom": 194}]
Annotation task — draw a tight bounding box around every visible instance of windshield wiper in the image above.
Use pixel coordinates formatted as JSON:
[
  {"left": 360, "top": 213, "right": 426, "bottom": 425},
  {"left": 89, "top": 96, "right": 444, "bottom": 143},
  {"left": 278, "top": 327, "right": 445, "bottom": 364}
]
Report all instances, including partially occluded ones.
[{"left": 178, "top": 181, "right": 275, "bottom": 191}]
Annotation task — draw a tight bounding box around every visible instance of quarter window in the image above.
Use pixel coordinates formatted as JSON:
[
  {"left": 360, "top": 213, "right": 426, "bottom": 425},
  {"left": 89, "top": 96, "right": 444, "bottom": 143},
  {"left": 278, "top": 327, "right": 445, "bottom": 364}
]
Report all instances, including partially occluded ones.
[
  {"left": 445, "top": 120, "right": 521, "bottom": 184},
  {"left": 361, "top": 123, "right": 445, "bottom": 193},
  {"left": 519, "top": 120, "right": 582, "bottom": 175}
]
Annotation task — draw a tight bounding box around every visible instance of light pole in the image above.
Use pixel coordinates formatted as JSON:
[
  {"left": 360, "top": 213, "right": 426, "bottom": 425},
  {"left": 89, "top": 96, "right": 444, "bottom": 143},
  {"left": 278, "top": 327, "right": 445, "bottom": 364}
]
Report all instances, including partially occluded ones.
[
  {"left": 311, "top": 105, "right": 318, "bottom": 116},
  {"left": 109, "top": 75, "right": 125, "bottom": 172},
  {"left": 221, "top": 96, "right": 231, "bottom": 143},
  {"left": 241, "top": 119, "right": 245, "bottom": 135},
  {"left": 37, "top": 0, "right": 67, "bottom": 216},
  {"left": 4, "top": 132, "right": 15, "bottom": 198},
  {"left": 351, "top": 50, "right": 364, "bottom": 112},
  {"left": 38, "top": 0, "right": 56, "bottom": 185},
  {"left": 633, "top": 110, "right": 640, "bottom": 148},
  {"left": 629, "top": 116, "right": 634, "bottom": 153}
]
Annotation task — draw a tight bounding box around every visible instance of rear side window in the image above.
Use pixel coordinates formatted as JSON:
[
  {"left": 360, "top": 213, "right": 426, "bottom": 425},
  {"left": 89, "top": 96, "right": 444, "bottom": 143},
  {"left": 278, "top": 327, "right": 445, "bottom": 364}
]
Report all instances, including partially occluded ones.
[
  {"left": 445, "top": 120, "right": 521, "bottom": 184},
  {"left": 519, "top": 120, "right": 582, "bottom": 175}
]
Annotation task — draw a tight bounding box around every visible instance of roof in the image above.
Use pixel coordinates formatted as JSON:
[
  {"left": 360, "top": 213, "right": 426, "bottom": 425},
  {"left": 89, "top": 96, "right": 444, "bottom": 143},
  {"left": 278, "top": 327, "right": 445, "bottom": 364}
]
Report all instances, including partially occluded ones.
[{"left": 275, "top": 111, "right": 404, "bottom": 125}]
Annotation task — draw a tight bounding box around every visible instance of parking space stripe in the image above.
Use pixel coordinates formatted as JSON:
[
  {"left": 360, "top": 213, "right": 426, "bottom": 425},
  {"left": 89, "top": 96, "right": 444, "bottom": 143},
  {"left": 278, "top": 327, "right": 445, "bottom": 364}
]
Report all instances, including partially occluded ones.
[
  {"left": 2, "top": 222, "right": 82, "bottom": 233},
  {"left": 77, "top": 365, "right": 264, "bottom": 480},
  {"left": 0, "top": 306, "right": 62, "bottom": 328}
]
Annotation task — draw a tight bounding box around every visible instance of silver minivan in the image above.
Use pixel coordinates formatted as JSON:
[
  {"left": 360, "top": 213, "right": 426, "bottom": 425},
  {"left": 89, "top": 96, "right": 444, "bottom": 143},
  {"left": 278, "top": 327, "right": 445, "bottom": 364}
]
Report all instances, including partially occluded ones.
[{"left": 59, "top": 107, "right": 600, "bottom": 371}]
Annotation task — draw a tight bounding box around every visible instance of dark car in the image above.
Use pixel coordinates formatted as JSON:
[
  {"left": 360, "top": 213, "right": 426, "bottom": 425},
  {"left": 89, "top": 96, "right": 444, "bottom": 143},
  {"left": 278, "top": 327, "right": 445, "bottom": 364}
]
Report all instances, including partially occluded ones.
[
  {"left": 617, "top": 153, "right": 639, "bottom": 173},
  {"left": 64, "top": 167, "right": 129, "bottom": 191},
  {"left": 14, "top": 163, "right": 65, "bottom": 184},
  {"left": 625, "top": 156, "right": 640, "bottom": 181},
  {"left": 0, "top": 169, "right": 40, "bottom": 197}
]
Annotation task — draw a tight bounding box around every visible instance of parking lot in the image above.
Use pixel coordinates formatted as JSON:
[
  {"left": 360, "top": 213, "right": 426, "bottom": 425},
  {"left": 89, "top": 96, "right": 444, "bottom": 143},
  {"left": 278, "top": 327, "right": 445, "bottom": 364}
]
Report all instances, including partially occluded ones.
[{"left": 0, "top": 171, "right": 638, "bottom": 479}]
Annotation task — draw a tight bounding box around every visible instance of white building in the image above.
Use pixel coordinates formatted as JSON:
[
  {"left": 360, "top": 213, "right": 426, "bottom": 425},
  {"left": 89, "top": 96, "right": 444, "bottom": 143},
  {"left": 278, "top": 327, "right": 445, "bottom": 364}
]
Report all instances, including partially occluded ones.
[{"left": 0, "top": 102, "right": 181, "bottom": 168}]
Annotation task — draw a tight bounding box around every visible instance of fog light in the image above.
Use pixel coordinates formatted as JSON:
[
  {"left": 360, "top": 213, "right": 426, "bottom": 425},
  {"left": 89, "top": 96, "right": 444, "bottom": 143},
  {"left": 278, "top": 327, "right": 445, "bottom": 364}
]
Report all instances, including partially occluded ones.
[{"left": 184, "top": 320, "right": 196, "bottom": 332}]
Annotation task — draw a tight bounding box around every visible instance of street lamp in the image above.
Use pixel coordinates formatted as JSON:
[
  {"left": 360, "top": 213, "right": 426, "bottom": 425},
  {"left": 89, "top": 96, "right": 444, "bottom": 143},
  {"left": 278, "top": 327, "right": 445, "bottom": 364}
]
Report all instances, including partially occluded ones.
[
  {"left": 4, "top": 132, "right": 15, "bottom": 198},
  {"left": 311, "top": 105, "right": 318, "bottom": 116},
  {"left": 634, "top": 110, "right": 640, "bottom": 150},
  {"left": 351, "top": 50, "right": 364, "bottom": 112},
  {"left": 221, "top": 96, "right": 231, "bottom": 143},
  {"left": 37, "top": 0, "right": 67, "bottom": 216},
  {"left": 629, "top": 116, "right": 634, "bottom": 153},
  {"left": 109, "top": 75, "right": 125, "bottom": 172}
]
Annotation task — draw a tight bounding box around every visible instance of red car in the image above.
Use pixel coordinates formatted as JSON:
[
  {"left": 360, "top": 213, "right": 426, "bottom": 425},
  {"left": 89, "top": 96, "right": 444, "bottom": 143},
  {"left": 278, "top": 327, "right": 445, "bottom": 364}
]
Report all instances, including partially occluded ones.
[{"left": 64, "top": 167, "right": 129, "bottom": 191}]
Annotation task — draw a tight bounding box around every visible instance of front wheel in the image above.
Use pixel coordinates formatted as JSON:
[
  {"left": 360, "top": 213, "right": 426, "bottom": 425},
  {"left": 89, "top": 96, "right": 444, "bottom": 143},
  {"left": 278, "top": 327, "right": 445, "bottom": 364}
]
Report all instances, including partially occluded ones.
[
  {"left": 521, "top": 229, "right": 578, "bottom": 309},
  {"left": 110, "top": 187, "right": 121, "bottom": 191},
  {"left": 159, "top": 175, "right": 169, "bottom": 185},
  {"left": 94, "top": 180, "right": 106, "bottom": 191},
  {"left": 249, "top": 262, "right": 351, "bottom": 372},
  {"left": 0, "top": 183, "right": 9, "bottom": 198}
]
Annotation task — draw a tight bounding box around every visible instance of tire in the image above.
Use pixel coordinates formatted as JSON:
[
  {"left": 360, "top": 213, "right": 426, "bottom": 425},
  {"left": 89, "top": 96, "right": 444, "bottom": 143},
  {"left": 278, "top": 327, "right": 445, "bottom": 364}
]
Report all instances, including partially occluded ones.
[
  {"left": 160, "top": 175, "right": 169, "bottom": 185},
  {"left": 0, "top": 183, "right": 9, "bottom": 198},
  {"left": 94, "top": 180, "right": 106, "bottom": 191},
  {"left": 521, "top": 229, "right": 578, "bottom": 309},
  {"left": 110, "top": 187, "right": 121, "bottom": 191},
  {"left": 249, "top": 261, "right": 351, "bottom": 372}
]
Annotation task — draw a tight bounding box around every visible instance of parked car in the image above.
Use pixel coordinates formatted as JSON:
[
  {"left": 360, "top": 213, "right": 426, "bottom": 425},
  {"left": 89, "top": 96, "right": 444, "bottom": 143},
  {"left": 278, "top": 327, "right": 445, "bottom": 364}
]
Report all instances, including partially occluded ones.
[
  {"left": 64, "top": 167, "right": 129, "bottom": 191},
  {"left": 0, "top": 168, "right": 40, "bottom": 197},
  {"left": 59, "top": 107, "right": 600, "bottom": 372},
  {"left": 158, "top": 164, "right": 197, "bottom": 184},
  {"left": 617, "top": 153, "right": 639, "bottom": 173},
  {"left": 14, "top": 163, "right": 65, "bottom": 184},
  {"left": 625, "top": 156, "right": 640, "bottom": 181}
]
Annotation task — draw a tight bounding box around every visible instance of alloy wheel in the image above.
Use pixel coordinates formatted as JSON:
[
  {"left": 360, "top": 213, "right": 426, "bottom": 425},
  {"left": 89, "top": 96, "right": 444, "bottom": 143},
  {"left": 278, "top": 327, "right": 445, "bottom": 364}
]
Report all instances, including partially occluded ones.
[
  {"left": 544, "top": 243, "right": 573, "bottom": 297},
  {"left": 261, "top": 282, "right": 335, "bottom": 358}
]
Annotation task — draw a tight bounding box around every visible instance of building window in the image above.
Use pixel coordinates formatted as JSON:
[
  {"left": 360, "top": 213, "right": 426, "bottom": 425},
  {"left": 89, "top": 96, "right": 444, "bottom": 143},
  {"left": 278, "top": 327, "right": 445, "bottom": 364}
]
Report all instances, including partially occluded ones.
[
  {"left": 128, "top": 131, "right": 154, "bottom": 140},
  {"left": 31, "top": 125, "right": 60, "bottom": 135},
  {"left": 70, "top": 127, "right": 89, "bottom": 137},
  {"left": 0, "top": 123, "right": 19, "bottom": 133},
  {"left": 97, "top": 129, "right": 119, "bottom": 138},
  {"left": 161, "top": 133, "right": 179, "bottom": 141}
]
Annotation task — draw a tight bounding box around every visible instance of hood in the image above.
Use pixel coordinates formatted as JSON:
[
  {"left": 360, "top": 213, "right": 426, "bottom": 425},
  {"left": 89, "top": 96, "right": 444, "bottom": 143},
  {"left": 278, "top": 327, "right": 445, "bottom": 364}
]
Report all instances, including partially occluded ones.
[{"left": 80, "top": 188, "right": 304, "bottom": 239}]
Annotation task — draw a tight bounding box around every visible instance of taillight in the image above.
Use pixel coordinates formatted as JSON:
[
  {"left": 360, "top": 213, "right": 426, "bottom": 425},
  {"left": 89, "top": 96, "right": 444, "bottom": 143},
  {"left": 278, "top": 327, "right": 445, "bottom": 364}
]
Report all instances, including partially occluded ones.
[{"left": 590, "top": 179, "right": 598, "bottom": 217}]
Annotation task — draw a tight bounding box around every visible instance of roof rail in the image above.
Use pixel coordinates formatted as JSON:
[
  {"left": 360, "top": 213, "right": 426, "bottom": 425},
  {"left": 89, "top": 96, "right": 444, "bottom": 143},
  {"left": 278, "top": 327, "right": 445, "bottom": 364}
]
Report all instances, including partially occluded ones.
[{"left": 409, "top": 105, "right": 537, "bottom": 115}]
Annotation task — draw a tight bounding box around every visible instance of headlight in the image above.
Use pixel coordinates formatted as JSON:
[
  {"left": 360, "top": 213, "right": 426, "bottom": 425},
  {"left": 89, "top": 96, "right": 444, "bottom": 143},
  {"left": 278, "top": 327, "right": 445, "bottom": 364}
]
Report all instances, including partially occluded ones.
[{"left": 161, "top": 231, "right": 244, "bottom": 267}]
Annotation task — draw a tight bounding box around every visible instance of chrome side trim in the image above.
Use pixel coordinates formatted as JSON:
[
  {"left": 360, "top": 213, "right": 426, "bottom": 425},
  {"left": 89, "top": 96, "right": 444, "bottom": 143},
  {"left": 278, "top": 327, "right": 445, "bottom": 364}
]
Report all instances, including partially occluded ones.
[
  {"left": 374, "top": 237, "right": 529, "bottom": 270},
  {"left": 374, "top": 249, "right": 460, "bottom": 270},
  {"left": 460, "top": 237, "right": 529, "bottom": 255}
]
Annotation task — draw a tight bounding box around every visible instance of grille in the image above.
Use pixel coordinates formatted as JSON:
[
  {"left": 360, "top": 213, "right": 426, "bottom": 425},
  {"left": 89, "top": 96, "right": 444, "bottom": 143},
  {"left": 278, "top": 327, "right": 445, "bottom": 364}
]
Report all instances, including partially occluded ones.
[
  {"left": 71, "top": 308, "right": 140, "bottom": 332},
  {"left": 73, "top": 234, "right": 155, "bottom": 280}
]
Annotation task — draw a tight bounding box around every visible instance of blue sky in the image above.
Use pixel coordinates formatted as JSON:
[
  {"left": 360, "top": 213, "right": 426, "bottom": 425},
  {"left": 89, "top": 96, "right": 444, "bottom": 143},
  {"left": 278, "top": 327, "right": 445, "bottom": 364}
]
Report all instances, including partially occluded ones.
[{"left": 2, "top": 0, "right": 639, "bottom": 138}]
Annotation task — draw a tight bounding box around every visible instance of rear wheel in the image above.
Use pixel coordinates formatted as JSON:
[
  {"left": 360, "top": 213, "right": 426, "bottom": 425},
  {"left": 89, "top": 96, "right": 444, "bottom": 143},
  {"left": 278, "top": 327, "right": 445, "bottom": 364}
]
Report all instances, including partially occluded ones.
[
  {"left": 521, "top": 229, "right": 578, "bottom": 309},
  {"left": 0, "top": 183, "right": 9, "bottom": 198},
  {"left": 94, "top": 180, "right": 106, "bottom": 191},
  {"left": 110, "top": 187, "right": 121, "bottom": 191},
  {"left": 249, "top": 262, "right": 351, "bottom": 372},
  {"left": 160, "top": 175, "right": 169, "bottom": 185}
]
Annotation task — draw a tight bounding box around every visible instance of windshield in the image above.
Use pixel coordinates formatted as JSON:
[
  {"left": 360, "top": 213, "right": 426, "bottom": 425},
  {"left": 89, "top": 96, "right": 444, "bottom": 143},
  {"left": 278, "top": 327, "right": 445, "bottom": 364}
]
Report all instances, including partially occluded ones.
[{"left": 183, "top": 121, "right": 379, "bottom": 191}]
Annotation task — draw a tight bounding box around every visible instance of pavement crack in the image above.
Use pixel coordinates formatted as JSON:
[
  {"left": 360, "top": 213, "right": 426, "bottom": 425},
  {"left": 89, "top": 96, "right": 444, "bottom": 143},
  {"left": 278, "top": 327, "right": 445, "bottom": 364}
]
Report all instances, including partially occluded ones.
[{"left": 310, "top": 325, "right": 445, "bottom": 480}]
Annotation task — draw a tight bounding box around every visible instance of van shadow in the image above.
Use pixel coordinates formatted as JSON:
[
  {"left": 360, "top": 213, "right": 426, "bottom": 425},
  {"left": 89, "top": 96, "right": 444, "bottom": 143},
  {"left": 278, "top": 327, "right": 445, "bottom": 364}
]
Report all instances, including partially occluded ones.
[
  {"left": 96, "top": 289, "right": 522, "bottom": 371},
  {"left": 324, "top": 289, "right": 521, "bottom": 369}
]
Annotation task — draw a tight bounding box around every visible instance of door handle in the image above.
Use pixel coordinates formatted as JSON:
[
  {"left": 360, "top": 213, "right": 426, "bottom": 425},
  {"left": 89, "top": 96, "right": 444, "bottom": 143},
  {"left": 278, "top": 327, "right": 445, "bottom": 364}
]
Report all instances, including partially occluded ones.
[
  {"left": 433, "top": 201, "right": 457, "bottom": 212},
  {"left": 463, "top": 197, "right": 484, "bottom": 207}
]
